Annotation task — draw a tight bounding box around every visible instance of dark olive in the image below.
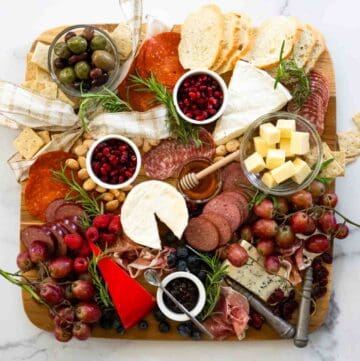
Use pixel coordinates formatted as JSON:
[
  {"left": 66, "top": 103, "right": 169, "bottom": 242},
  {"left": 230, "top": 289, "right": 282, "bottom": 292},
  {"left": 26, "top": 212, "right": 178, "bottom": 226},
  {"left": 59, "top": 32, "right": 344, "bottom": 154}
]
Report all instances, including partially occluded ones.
[
  {"left": 54, "top": 42, "right": 71, "bottom": 59},
  {"left": 89, "top": 67, "right": 103, "bottom": 79},
  {"left": 73, "top": 79, "right": 91, "bottom": 92},
  {"left": 82, "top": 26, "right": 95, "bottom": 41},
  {"left": 68, "top": 52, "right": 88, "bottom": 66},
  {"left": 59, "top": 67, "right": 76, "bottom": 84},
  {"left": 91, "top": 50, "right": 115, "bottom": 71},
  {"left": 90, "top": 35, "right": 107, "bottom": 51},
  {"left": 53, "top": 57, "right": 67, "bottom": 69},
  {"left": 65, "top": 31, "right": 76, "bottom": 42},
  {"left": 91, "top": 72, "right": 109, "bottom": 87},
  {"left": 67, "top": 36, "right": 88, "bottom": 54},
  {"left": 74, "top": 61, "right": 91, "bottom": 80}
]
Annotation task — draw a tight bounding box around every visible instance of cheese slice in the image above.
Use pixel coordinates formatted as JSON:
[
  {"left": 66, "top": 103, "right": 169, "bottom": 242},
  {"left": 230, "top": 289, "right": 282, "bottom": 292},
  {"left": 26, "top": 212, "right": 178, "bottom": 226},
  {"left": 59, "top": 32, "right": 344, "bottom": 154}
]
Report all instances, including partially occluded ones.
[
  {"left": 279, "top": 138, "right": 294, "bottom": 157},
  {"left": 253, "top": 136, "right": 275, "bottom": 157},
  {"left": 259, "top": 123, "right": 280, "bottom": 145},
  {"left": 271, "top": 160, "right": 297, "bottom": 183},
  {"left": 261, "top": 171, "right": 278, "bottom": 189},
  {"left": 276, "top": 118, "right": 296, "bottom": 138},
  {"left": 212, "top": 60, "right": 292, "bottom": 145},
  {"left": 290, "top": 131, "right": 310, "bottom": 155},
  {"left": 265, "top": 149, "right": 285, "bottom": 169},
  {"left": 121, "top": 181, "right": 189, "bottom": 249},
  {"left": 292, "top": 157, "right": 312, "bottom": 184},
  {"left": 244, "top": 152, "right": 266, "bottom": 173}
]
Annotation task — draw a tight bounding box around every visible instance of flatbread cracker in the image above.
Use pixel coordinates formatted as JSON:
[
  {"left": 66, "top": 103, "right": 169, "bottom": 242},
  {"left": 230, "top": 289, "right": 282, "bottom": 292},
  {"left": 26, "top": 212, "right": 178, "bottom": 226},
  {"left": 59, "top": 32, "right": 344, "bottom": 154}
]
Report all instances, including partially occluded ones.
[
  {"left": 37, "top": 130, "right": 51, "bottom": 144},
  {"left": 338, "top": 130, "right": 360, "bottom": 158},
  {"left": 352, "top": 112, "right": 360, "bottom": 129},
  {"left": 31, "top": 42, "right": 50, "bottom": 72},
  {"left": 57, "top": 89, "right": 77, "bottom": 108},
  {"left": 110, "top": 23, "right": 132, "bottom": 61},
  {"left": 26, "top": 53, "right": 37, "bottom": 81},
  {"left": 21, "top": 80, "right": 58, "bottom": 99},
  {"left": 37, "top": 26, "right": 67, "bottom": 44},
  {"left": 36, "top": 66, "right": 51, "bottom": 81},
  {"left": 14, "top": 127, "right": 44, "bottom": 160}
]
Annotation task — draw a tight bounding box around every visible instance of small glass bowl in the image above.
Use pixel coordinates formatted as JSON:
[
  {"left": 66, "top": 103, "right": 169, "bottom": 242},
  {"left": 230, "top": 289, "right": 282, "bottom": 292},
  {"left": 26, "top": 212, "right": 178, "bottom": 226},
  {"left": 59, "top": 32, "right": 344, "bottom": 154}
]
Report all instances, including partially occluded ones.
[
  {"left": 240, "top": 111, "right": 323, "bottom": 196},
  {"left": 48, "top": 24, "right": 121, "bottom": 98}
]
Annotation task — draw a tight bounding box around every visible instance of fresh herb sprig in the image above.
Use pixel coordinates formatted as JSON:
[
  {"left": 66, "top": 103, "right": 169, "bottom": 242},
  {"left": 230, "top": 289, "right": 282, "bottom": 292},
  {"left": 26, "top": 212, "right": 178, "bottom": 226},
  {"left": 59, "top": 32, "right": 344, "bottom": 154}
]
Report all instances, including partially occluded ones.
[
  {"left": 79, "top": 87, "right": 132, "bottom": 132},
  {"left": 52, "top": 165, "right": 103, "bottom": 220},
  {"left": 315, "top": 158, "right": 335, "bottom": 185},
  {"left": 274, "top": 41, "right": 311, "bottom": 109},
  {"left": 130, "top": 73, "right": 202, "bottom": 147}
]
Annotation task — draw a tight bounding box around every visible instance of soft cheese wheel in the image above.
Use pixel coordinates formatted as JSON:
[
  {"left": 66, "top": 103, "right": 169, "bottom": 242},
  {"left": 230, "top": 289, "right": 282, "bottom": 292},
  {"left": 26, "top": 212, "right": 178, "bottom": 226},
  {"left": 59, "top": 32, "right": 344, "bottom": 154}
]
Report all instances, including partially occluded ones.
[{"left": 121, "top": 181, "right": 188, "bottom": 249}]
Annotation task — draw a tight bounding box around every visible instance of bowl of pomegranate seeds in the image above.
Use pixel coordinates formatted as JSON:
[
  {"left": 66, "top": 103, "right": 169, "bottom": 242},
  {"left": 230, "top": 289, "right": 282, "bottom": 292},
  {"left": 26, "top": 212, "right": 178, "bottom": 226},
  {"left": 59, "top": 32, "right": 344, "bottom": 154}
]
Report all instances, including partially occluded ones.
[
  {"left": 86, "top": 135, "right": 141, "bottom": 190},
  {"left": 173, "top": 69, "right": 228, "bottom": 125}
]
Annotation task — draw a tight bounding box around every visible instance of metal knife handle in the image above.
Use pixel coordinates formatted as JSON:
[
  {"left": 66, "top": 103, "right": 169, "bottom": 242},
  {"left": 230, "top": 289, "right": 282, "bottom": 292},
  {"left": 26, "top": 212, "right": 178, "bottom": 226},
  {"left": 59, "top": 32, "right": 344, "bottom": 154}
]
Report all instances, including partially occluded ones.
[
  {"left": 225, "top": 277, "right": 296, "bottom": 339},
  {"left": 294, "top": 267, "right": 313, "bottom": 348}
]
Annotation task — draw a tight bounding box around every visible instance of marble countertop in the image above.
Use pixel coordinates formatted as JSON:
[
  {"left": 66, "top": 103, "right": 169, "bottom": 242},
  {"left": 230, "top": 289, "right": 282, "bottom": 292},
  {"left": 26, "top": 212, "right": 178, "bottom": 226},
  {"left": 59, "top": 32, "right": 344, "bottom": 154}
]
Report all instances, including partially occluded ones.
[{"left": 0, "top": 0, "right": 359, "bottom": 360}]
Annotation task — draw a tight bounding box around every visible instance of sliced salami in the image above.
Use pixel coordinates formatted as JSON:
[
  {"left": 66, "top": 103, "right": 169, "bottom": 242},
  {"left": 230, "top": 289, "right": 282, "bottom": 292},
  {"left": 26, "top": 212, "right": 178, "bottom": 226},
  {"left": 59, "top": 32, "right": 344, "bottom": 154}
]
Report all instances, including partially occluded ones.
[
  {"left": 61, "top": 218, "right": 79, "bottom": 234},
  {"left": 54, "top": 204, "right": 85, "bottom": 222},
  {"left": 185, "top": 217, "right": 219, "bottom": 251},
  {"left": 47, "top": 223, "right": 67, "bottom": 256},
  {"left": 20, "top": 225, "right": 55, "bottom": 254},
  {"left": 200, "top": 212, "right": 232, "bottom": 246},
  {"left": 221, "top": 162, "right": 250, "bottom": 193},
  {"left": 203, "top": 196, "right": 242, "bottom": 232},
  {"left": 219, "top": 191, "right": 249, "bottom": 221},
  {"left": 45, "top": 199, "right": 67, "bottom": 223}
]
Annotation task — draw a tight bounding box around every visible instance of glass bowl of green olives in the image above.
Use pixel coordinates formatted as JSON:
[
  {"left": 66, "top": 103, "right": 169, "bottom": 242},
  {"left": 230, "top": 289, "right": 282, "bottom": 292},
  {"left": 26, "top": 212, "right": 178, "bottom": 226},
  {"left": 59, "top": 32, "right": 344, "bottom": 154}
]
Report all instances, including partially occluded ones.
[{"left": 48, "top": 24, "right": 121, "bottom": 97}]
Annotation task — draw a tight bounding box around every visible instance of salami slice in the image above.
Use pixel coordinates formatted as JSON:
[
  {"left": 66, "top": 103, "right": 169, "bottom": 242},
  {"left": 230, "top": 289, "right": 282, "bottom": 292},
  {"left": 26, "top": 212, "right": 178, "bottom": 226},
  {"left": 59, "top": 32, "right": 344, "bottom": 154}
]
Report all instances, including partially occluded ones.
[
  {"left": 61, "top": 218, "right": 79, "bottom": 234},
  {"left": 203, "top": 196, "right": 242, "bottom": 232},
  {"left": 200, "top": 212, "right": 232, "bottom": 246},
  {"left": 54, "top": 204, "right": 85, "bottom": 222},
  {"left": 45, "top": 199, "right": 67, "bottom": 223},
  {"left": 185, "top": 217, "right": 219, "bottom": 251},
  {"left": 47, "top": 223, "right": 67, "bottom": 256},
  {"left": 221, "top": 162, "right": 251, "bottom": 192},
  {"left": 219, "top": 191, "right": 249, "bottom": 221},
  {"left": 20, "top": 225, "right": 55, "bottom": 254}
]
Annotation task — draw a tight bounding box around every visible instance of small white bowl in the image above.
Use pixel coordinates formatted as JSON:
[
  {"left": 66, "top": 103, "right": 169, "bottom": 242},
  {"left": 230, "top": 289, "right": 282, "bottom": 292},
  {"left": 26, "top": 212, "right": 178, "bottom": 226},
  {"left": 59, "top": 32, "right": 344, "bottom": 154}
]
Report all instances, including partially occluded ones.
[
  {"left": 156, "top": 271, "right": 206, "bottom": 322},
  {"left": 86, "top": 134, "right": 141, "bottom": 190},
  {"left": 173, "top": 69, "right": 228, "bottom": 125}
]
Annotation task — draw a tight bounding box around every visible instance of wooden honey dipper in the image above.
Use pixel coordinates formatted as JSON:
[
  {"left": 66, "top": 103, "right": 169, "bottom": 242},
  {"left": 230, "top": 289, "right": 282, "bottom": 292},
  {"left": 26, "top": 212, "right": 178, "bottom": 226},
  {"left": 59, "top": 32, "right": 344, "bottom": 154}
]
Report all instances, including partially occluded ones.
[{"left": 179, "top": 150, "right": 241, "bottom": 190}]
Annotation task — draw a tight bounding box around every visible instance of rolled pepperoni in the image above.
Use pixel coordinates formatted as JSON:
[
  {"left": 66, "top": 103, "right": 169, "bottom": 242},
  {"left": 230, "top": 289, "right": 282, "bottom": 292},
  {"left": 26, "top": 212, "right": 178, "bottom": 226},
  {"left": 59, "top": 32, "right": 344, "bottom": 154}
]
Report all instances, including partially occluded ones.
[{"left": 185, "top": 217, "right": 219, "bottom": 251}]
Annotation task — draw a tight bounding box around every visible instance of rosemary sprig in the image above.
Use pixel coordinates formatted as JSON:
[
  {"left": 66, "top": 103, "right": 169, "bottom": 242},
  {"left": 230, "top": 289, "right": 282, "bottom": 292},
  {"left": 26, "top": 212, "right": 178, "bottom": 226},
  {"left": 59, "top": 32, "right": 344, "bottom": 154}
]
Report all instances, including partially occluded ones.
[
  {"left": 52, "top": 165, "right": 103, "bottom": 219},
  {"left": 130, "top": 73, "right": 202, "bottom": 147},
  {"left": 274, "top": 41, "right": 311, "bottom": 109},
  {"left": 88, "top": 252, "right": 114, "bottom": 309},
  {"left": 79, "top": 87, "right": 132, "bottom": 132}
]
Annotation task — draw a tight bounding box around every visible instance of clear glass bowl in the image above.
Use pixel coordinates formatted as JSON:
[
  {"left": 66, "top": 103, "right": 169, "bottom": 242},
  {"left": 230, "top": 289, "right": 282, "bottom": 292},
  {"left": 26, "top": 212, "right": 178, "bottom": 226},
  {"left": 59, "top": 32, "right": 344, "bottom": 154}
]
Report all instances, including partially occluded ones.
[
  {"left": 48, "top": 25, "right": 121, "bottom": 98},
  {"left": 239, "top": 111, "right": 323, "bottom": 196}
]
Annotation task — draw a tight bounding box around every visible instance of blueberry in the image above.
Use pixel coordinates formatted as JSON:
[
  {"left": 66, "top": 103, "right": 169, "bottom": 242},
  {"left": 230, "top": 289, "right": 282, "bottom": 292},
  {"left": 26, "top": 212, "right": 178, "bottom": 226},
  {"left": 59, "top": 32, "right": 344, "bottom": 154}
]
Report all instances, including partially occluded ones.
[
  {"left": 177, "top": 323, "right": 192, "bottom": 337},
  {"left": 138, "top": 320, "right": 149, "bottom": 330},
  {"left": 167, "top": 252, "right": 177, "bottom": 268},
  {"left": 191, "top": 330, "right": 202, "bottom": 340},
  {"left": 176, "top": 260, "right": 187, "bottom": 272},
  {"left": 176, "top": 246, "right": 189, "bottom": 259},
  {"left": 153, "top": 307, "right": 167, "bottom": 322},
  {"left": 187, "top": 255, "right": 200, "bottom": 268},
  {"left": 197, "top": 270, "right": 207, "bottom": 283},
  {"left": 188, "top": 264, "right": 200, "bottom": 274},
  {"left": 158, "top": 321, "right": 170, "bottom": 333}
]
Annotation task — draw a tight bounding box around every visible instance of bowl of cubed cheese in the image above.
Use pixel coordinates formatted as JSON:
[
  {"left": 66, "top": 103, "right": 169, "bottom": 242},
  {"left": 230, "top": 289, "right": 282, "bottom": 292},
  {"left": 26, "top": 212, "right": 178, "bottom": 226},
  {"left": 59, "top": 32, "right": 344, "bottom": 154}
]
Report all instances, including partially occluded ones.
[{"left": 240, "top": 111, "right": 323, "bottom": 196}]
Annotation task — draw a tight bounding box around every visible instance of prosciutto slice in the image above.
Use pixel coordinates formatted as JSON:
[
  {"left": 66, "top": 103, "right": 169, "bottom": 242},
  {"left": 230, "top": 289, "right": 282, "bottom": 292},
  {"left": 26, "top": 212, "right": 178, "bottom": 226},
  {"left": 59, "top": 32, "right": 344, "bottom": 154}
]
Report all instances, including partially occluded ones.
[{"left": 203, "top": 286, "right": 249, "bottom": 340}]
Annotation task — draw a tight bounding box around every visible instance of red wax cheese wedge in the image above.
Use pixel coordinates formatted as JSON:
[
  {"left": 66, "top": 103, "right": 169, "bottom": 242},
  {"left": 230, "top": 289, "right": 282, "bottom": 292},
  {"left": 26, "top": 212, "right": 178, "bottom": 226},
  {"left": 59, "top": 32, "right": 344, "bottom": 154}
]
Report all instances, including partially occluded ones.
[{"left": 89, "top": 243, "right": 155, "bottom": 329}]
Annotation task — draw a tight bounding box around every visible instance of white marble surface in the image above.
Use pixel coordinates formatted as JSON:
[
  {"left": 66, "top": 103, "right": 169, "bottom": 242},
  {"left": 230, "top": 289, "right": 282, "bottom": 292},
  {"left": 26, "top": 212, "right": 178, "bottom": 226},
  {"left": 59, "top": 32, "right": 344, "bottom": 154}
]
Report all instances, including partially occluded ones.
[{"left": 0, "top": 0, "right": 359, "bottom": 360}]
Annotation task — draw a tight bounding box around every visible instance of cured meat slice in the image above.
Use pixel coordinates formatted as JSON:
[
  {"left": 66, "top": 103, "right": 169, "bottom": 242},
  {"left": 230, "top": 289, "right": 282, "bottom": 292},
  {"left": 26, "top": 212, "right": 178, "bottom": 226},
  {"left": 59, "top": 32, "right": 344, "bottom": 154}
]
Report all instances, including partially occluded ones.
[
  {"left": 309, "top": 71, "right": 330, "bottom": 111},
  {"left": 143, "top": 128, "right": 215, "bottom": 180},
  {"left": 54, "top": 204, "right": 85, "bottom": 222},
  {"left": 61, "top": 218, "right": 79, "bottom": 234},
  {"left": 221, "top": 162, "right": 251, "bottom": 193},
  {"left": 185, "top": 217, "right": 219, "bottom": 251},
  {"left": 200, "top": 212, "right": 232, "bottom": 246},
  {"left": 218, "top": 191, "right": 249, "bottom": 221},
  {"left": 20, "top": 225, "right": 55, "bottom": 254},
  {"left": 45, "top": 199, "right": 66, "bottom": 223},
  {"left": 47, "top": 223, "right": 67, "bottom": 256},
  {"left": 203, "top": 196, "right": 242, "bottom": 232}
]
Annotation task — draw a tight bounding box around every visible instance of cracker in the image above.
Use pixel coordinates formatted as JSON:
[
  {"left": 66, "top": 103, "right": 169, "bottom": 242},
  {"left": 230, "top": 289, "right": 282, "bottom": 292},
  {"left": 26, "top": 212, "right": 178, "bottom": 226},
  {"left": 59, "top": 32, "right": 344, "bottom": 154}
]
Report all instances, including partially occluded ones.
[
  {"left": 36, "top": 66, "right": 51, "bottom": 81},
  {"left": 320, "top": 142, "right": 345, "bottom": 177},
  {"left": 37, "top": 26, "right": 67, "bottom": 44},
  {"left": 37, "top": 130, "right": 51, "bottom": 144},
  {"left": 338, "top": 130, "right": 360, "bottom": 158},
  {"left": 57, "top": 89, "right": 77, "bottom": 108},
  {"left": 21, "top": 80, "right": 58, "bottom": 99},
  {"left": 26, "top": 53, "right": 37, "bottom": 81},
  {"left": 14, "top": 127, "right": 44, "bottom": 160},
  {"left": 31, "top": 42, "right": 50, "bottom": 72},
  {"left": 110, "top": 23, "right": 132, "bottom": 61},
  {"left": 352, "top": 112, "right": 360, "bottom": 129}
]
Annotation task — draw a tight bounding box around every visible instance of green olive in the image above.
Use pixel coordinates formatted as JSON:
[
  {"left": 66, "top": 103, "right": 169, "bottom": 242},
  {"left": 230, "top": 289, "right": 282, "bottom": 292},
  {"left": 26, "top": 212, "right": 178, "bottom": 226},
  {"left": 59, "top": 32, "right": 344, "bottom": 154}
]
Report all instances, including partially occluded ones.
[
  {"left": 59, "top": 67, "right": 76, "bottom": 84},
  {"left": 67, "top": 36, "right": 88, "bottom": 54},
  {"left": 54, "top": 42, "right": 71, "bottom": 59},
  {"left": 90, "top": 35, "right": 107, "bottom": 51},
  {"left": 92, "top": 50, "right": 115, "bottom": 71},
  {"left": 74, "top": 61, "right": 91, "bottom": 80}
]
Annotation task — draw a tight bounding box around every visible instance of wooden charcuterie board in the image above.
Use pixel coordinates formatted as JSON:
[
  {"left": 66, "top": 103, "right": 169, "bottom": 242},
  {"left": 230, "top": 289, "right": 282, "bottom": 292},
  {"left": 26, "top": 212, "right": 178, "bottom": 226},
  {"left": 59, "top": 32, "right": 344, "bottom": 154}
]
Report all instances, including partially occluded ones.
[{"left": 20, "top": 24, "right": 336, "bottom": 341}]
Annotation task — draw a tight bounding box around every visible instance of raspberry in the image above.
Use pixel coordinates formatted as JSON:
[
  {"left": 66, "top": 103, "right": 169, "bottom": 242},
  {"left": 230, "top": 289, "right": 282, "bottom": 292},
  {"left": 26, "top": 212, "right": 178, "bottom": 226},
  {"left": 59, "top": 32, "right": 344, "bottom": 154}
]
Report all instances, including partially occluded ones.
[
  {"left": 92, "top": 214, "right": 113, "bottom": 229},
  {"left": 108, "top": 215, "right": 122, "bottom": 233},
  {"left": 86, "top": 226, "right": 99, "bottom": 243},
  {"left": 78, "top": 242, "right": 92, "bottom": 257},
  {"left": 99, "top": 233, "right": 117, "bottom": 247},
  {"left": 64, "top": 233, "right": 84, "bottom": 250}
]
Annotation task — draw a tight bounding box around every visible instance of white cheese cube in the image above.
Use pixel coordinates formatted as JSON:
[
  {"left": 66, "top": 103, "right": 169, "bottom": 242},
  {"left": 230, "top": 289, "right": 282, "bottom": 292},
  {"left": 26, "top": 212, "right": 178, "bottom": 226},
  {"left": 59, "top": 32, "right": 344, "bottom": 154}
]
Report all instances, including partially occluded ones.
[
  {"left": 244, "top": 152, "right": 266, "bottom": 174},
  {"left": 276, "top": 118, "right": 296, "bottom": 138},
  {"left": 253, "top": 137, "right": 275, "bottom": 157},
  {"left": 290, "top": 131, "right": 310, "bottom": 155},
  {"left": 271, "top": 161, "right": 297, "bottom": 184},
  {"left": 261, "top": 172, "right": 278, "bottom": 189},
  {"left": 259, "top": 123, "right": 281, "bottom": 145},
  {"left": 292, "top": 157, "right": 312, "bottom": 184},
  {"left": 265, "top": 149, "right": 286, "bottom": 169},
  {"left": 279, "top": 138, "right": 294, "bottom": 157}
]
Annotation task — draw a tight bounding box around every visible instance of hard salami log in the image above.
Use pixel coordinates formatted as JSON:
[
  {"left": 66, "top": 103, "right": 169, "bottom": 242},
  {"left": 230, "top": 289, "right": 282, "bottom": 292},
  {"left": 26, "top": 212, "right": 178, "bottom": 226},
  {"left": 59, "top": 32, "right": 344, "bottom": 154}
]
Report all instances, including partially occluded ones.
[
  {"left": 47, "top": 223, "right": 67, "bottom": 256},
  {"left": 185, "top": 217, "right": 219, "bottom": 251},
  {"left": 45, "top": 199, "right": 66, "bottom": 223},
  {"left": 54, "top": 204, "right": 85, "bottom": 221},
  {"left": 20, "top": 226, "right": 55, "bottom": 254}
]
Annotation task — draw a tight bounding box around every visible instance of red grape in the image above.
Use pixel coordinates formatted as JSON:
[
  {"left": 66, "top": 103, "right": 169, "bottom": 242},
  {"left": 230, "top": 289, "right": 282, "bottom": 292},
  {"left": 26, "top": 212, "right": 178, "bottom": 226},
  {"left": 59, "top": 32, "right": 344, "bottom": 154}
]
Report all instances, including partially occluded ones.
[
  {"left": 305, "top": 234, "right": 330, "bottom": 253},
  {"left": 78, "top": 242, "right": 92, "bottom": 257},
  {"left": 28, "top": 241, "right": 48, "bottom": 263},
  {"left": 74, "top": 257, "right": 89, "bottom": 274},
  {"left": 256, "top": 239, "right": 275, "bottom": 256},
  {"left": 275, "top": 225, "right": 295, "bottom": 248},
  {"left": 334, "top": 223, "right": 349, "bottom": 239},
  {"left": 290, "top": 211, "right": 316, "bottom": 235},
  {"left": 49, "top": 256, "right": 73, "bottom": 279},
  {"left": 54, "top": 307, "right": 75, "bottom": 329},
  {"left": 320, "top": 193, "right": 338, "bottom": 208},
  {"left": 39, "top": 278, "right": 64, "bottom": 305},
  {"left": 318, "top": 211, "right": 337, "bottom": 234},
  {"left": 253, "top": 199, "right": 274, "bottom": 219},
  {"left": 75, "top": 303, "right": 102, "bottom": 323},
  {"left": 54, "top": 325, "right": 73, "bottom": 342},
  {"left": 308, "top": 180, "right": 326, "bottom": 198},
  {"left": 16, "top": 251, "right": 33, "bottom": 272},
  {"left": 290, "top": 190, "right": 313, "bottom": 209},
  {"left": 71, "top": 280, "right": 95, "bottom": 301},
  {"left": 275, "top": 197, "right": 289, "bottom": 215},
  {"left": 73, "top": 322, "right": 91, "bottom": 340},
  {"left": 78, "top": 272, "right": 93, "bottom": 282},
  {"left": 226, "top": 243, "right": 249, "bottom": 267},
  {"left": 264, "top": 255, "right": 280, "bottom": 273},
  {"left": 64, "top": 233, "right": 84, "bottom": 251},
  {"left": 252, "top": 219, "right": 278, "bottom": 238},
  {"left": 239, "top": 225, "right": 253, "bottom": 242}
]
